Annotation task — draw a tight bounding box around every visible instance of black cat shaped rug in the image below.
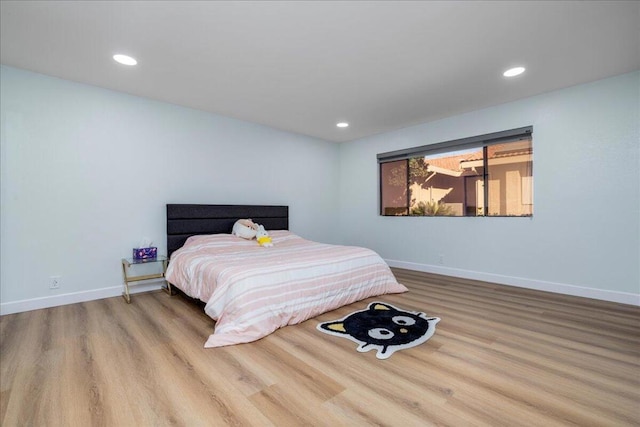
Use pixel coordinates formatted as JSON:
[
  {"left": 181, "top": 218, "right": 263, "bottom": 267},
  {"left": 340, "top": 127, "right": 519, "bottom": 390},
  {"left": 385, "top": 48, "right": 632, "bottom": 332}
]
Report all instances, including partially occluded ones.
[{"left": 317, "top": 302, "right": 440, "bottom": 360}]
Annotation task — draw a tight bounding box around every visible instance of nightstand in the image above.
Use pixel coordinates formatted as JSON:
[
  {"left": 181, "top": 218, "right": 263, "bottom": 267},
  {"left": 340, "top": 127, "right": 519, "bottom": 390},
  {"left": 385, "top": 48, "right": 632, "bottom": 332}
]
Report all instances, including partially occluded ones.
[{"left": 120, "top": 256, "right": 168, "bottom": 303}]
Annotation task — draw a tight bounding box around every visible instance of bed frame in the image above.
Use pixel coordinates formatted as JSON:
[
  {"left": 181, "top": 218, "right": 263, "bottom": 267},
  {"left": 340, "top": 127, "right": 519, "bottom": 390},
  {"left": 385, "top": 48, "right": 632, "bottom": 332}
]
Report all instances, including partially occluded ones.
[{"left": 166, "top": 204, "right": 289, "bottom": 258}]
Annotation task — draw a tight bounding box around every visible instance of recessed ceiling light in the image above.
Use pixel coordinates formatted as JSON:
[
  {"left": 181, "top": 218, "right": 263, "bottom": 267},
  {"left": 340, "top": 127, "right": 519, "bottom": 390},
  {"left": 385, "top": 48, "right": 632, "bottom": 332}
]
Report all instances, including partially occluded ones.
[
  {"left": 503, "top": 66, "right": 525, "bottom": 77},
  {"left": 336, "top": 122, "right": 349, "bottom": 128},
  {"left": 113, "top": 54, "right": 137, "bottom": 66}
]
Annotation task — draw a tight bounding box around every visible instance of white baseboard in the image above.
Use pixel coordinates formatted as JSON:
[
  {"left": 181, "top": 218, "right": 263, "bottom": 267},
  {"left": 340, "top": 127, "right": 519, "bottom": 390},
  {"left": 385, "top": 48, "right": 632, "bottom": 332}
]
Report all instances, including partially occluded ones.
[
  {"left": 2, "top": 264, "right": 638, "bottom": 316},
  {"left": 0, "top": 280, "right": 164, "bottom": 316},
  {"left": 386, "top": 259, "right": 640, "bottom": 307}
]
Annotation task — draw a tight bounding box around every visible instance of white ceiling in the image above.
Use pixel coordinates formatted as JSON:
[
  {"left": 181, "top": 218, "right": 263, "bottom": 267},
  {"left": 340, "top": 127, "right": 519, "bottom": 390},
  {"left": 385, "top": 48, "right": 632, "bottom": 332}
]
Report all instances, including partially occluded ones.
[{"left": 1, "top": 1, "right": 639, "bottom": 142}]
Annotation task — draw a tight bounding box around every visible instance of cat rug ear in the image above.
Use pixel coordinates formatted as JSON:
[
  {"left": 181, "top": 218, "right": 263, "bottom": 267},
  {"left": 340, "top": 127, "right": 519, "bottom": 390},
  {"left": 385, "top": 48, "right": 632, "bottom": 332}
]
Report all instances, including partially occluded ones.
[
  {"left": 370, "top": 302, "right": 393, "bottom": 311},
  {"left": 320, "top": 321, "right": 347, "bottom": 334}
]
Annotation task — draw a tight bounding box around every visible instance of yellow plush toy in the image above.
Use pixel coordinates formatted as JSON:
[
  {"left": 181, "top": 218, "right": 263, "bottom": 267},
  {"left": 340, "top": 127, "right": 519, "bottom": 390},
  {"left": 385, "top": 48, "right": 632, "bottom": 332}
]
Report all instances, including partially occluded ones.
[{"left": 256, "top": 225, "right": 273, "bottom": 247}]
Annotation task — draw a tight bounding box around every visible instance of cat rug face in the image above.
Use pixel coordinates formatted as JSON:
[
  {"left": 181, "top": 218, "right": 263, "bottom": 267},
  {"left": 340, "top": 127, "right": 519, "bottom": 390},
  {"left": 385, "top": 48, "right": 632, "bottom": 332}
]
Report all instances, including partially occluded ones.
[{"left": 317, "top": 302, "right": 440, "bottom": 360}]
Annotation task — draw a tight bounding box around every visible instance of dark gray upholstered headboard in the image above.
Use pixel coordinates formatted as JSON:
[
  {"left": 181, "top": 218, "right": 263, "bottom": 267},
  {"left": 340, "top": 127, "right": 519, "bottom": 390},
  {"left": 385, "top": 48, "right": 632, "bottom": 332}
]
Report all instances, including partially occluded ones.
[{"left": 166, "top": 204, "right": 289, "bottom": 258}]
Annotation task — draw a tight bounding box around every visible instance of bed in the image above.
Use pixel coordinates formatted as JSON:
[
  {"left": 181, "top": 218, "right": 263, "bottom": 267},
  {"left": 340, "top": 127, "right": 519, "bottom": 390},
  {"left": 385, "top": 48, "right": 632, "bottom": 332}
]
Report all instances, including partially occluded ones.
[{"left": 165, "top": 204, "right": 408, "bottom": 348}]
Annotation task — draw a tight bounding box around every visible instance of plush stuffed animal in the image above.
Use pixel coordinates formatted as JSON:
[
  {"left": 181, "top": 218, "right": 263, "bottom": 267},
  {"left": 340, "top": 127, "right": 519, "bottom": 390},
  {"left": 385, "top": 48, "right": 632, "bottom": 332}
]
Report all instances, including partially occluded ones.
[
  {"left": 256, "top": 225, "right": 273, "bottom": 247},
  {"left": 232, "top": 219, "right": 258, "bottom": 240}
]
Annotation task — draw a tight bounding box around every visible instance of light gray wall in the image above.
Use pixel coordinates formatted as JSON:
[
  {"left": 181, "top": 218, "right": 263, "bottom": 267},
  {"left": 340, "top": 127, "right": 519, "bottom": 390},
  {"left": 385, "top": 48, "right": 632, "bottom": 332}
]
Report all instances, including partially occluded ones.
[
  {"left": 0, "top": 65, "right": 340, "bottom": 305},
  {"left": 338, "top": 71, "right": 639, "bottom": 301}
]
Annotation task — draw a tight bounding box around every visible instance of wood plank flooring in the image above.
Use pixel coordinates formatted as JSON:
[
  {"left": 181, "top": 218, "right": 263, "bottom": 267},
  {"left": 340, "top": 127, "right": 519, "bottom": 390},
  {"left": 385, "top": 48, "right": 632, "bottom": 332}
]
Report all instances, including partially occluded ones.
[{"left": 1, "top": 268, "right": 639, "bottom": 426}]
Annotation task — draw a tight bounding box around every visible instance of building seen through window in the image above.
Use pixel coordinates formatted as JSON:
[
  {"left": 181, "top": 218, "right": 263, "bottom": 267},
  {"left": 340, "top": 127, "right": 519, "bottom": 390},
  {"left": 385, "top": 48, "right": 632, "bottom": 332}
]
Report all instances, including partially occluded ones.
[{"left": 379, "top": 128, "right": 533, "bottom": 217}]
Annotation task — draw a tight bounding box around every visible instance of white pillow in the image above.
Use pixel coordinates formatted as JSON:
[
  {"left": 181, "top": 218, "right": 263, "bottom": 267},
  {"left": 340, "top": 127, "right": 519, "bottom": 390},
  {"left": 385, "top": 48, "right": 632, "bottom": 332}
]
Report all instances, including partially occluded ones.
[{"left": 232, "top": 219, "right": 257, "bottom": 240}]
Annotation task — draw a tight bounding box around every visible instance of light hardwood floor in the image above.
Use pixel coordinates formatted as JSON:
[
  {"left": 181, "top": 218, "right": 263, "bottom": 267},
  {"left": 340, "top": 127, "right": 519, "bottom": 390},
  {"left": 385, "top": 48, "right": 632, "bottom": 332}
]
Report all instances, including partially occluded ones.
[{"left": 1, "top": 268, "right": 639, "bottom": 426}]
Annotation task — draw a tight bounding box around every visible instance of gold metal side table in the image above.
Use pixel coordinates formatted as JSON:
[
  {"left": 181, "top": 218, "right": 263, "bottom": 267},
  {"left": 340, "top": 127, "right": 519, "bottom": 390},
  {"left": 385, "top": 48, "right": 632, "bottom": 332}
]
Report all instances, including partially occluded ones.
[{"left": 121, "top": 256, "right": 168, "bottom": 303}]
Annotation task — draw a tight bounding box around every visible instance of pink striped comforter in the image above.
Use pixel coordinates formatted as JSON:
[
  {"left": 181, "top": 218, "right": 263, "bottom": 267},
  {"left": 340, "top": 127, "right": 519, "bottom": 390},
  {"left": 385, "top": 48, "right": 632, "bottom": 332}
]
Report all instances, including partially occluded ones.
[{"left": 165, "top": 231, "right": 407, "bottom": 347}]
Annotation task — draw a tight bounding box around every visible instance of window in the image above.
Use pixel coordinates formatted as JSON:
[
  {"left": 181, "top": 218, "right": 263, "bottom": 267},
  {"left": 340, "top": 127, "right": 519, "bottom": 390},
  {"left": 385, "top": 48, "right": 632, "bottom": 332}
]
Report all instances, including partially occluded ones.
[{"left": 378, "top": 127, "right": 533, "bottom": 217}]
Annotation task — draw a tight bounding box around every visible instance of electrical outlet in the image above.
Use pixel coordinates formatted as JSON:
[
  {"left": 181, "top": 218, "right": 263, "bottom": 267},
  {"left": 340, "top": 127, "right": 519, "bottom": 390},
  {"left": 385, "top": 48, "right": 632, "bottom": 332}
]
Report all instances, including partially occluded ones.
[
  {"left": 437, "top": 254, "right": 444, "bottom": 265},
  {"left": 49, "top": 276, "right": 61, "bottom": 289}
]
